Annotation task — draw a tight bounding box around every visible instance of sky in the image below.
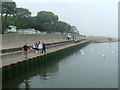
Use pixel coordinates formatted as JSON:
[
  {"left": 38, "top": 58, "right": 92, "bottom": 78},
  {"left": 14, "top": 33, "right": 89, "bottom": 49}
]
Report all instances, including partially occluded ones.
[{"left": 13, "top": 0, "right": 119, "bottom": 38}]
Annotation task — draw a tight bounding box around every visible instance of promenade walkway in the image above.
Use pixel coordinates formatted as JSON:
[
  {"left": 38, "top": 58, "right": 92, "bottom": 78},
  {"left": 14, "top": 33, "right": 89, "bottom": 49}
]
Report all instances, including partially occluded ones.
[
  {"left": 2, "top": 34, "right": 82, "bottom": 49},
  {"left": 1, "top": 35, "right": 117, "bottom": 68},
  {"left": 1, "top": 40, "right": 89, "bottom": 68}
]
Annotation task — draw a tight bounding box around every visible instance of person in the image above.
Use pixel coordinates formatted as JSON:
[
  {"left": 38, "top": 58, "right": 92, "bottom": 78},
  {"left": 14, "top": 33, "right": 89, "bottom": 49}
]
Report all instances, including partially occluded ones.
[
  {"left": 74, "top": 38, "right": 78, "bottom": 43},
  {"left": 67, "top": 35, "right": 71, "bottom": 40},
  {"left": 38, "top": 41, "right": 41, "bottom": 46},
  {"left": 32, "top": 42, "right": 39, "bottom": 53},
  {"left": 38, "top": 42, "right": 43, "bottom": 53},
  {"left": 109, "top": 38, "right": 112, "bottom": 41},
  {"left": 35, "top": 42, "right": 38, "bottom": 47},
  {"left": 41, "top": 42, "right": 46, "bottom": 53},
  {"left": 22, "top": 43, "right": 29, "bottom": 59},
  {"left": 72, "top": 36, "right": 74, "bottom": 40}
]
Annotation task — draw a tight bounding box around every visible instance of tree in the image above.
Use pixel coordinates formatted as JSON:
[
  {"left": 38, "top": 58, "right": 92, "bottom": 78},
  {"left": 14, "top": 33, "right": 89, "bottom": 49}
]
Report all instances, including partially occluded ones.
[
  {"left": 36, "top": 11, "right": 58, "bottom": 32},
  {"left": 2, "top": 2, "right": 16, "bottom": 33},
  {"left": 15, "top": 8, "right": 31, "bottom": 17},
  {"left": 70, "top": 26, "right": 80, "bottom": 35},
  {"left": 1, "top": 3, "right": 80, "bottom": 35},
  {"left": 2, "top": 2, "right": 16, "bottom": 21},
  {"left": 14, "top": 8, "right": 32, "bottom": 29},
  {"left": 55, "top": 21, "right": 71, "bottom": 34},
  {"left": 43, "top": 22, "right": 53, "bottom": 33}
]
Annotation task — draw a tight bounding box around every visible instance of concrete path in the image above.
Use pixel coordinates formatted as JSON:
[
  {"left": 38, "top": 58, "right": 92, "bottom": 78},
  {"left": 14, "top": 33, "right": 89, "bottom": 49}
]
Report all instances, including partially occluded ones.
[
  {"left": 1, "top": 41, "right": 89, "bottom": 68},
  {"left": 2, "top": 34, "right": 83, "bottom": 49}
]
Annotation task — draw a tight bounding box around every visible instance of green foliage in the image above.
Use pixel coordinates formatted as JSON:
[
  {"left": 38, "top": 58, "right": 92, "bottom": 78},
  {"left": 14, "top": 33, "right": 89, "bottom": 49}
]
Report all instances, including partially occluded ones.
[
  {"left": 16, "top": 8, "right": 31, "bottom": 17},
  {"left": 70, "top": 26, "right": 79, "bottom": 34},
  {"left": 37, "top": 11, "right": 58, "bottom": 23},
  {"left": 2, "top": 2, "right": 16, "bottom": 33},
  {"left": 35, "top": 11, "right": 58, "bottom": 32},
  {"left": 2, "top": 2, "right": 16, "bottom": 21},
  {"left": 13, "top": 8, "right": 32, "bottom": 29},
  {"left": 1, "top": 2, "right": 80, "bottom": 35},
  {"left": 55, "top": 21, "right": 75, "bottom": 34},
  {"left": 2, "top": 21, "right": 7, "bottom": 34},
  {"left": 43, "top": 23, "right": 53, "bottom": 33}
]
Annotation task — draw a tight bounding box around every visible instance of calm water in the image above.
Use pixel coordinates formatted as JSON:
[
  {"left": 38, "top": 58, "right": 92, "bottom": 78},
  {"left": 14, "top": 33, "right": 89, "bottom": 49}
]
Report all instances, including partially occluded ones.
[{"left": 3, "top": 42, "right": 118, "bottom": 88}]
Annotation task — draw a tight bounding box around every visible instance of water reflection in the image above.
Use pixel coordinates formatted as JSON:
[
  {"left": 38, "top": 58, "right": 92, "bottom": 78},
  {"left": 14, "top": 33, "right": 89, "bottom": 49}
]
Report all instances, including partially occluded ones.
[
  {"left": 80, "top": 50, "right": 85, "bottom": 54},
  {"left": 112, "top": 51, "right": 115, "bottom": 53},
  {"left": 3, "top": 42, "right": 89, "bottom": 88},
  {"left": 24, "top": 80, "right": 31, "bottom": 88},
  {"left": 3, "top": 42, "right": 118, "bottom": 88}
]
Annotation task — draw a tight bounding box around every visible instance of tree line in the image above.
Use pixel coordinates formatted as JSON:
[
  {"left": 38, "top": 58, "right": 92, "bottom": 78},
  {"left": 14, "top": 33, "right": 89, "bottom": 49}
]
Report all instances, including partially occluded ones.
[{"left": 1, "top": 2, "right": 80, "bottom": 34}]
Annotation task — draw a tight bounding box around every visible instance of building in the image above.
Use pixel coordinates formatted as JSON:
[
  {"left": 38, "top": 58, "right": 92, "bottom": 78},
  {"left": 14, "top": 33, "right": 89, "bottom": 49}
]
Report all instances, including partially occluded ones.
[
  {"left": 7, "top": 25, "right": 17, "bottom": 33},
  {"left": 1, "top": 0, "right": 12, "bottom": 2},
  {"left": 16, "top": 28, "right": 41, "bottom": 34}
]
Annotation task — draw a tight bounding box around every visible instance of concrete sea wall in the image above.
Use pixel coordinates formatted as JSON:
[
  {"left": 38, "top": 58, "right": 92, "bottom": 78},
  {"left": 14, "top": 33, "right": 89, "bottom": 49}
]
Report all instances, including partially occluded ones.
[
  {"left": 2, "top": 34, "right": 82, "bottom": 49},
  {"left": 2, "top": 41, "right": 90, "bottom": 82}
]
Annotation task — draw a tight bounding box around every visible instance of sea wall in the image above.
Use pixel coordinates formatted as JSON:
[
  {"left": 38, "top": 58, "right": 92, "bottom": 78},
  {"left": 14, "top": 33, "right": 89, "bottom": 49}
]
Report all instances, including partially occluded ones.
[
  {"left": 2, "top": 34, "right": 82, "bottom": 49},
  {"left": 2, "top": 41, "right": 90, "bottom": 82}
]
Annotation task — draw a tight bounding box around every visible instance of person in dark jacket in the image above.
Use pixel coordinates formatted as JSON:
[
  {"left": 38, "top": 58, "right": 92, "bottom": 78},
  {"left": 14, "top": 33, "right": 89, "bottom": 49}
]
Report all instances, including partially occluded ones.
[
  {"left": 41, "top": 42, "right": 46, "bottom": 53},
  {"left": 22, "top": 43, "right": 29, "bottom": 59}
]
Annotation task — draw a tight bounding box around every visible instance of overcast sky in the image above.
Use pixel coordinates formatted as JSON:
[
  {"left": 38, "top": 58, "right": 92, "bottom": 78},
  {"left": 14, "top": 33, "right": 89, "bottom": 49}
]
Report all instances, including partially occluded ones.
[{"left": 13, "top": 0, "right": 119, "bottom": 38}]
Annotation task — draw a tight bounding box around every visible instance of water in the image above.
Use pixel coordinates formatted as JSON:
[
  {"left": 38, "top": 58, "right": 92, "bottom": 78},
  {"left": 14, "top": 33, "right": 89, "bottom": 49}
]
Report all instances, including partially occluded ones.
[{"left": 3, "top": 42, "right": 118, "bottom": 88}]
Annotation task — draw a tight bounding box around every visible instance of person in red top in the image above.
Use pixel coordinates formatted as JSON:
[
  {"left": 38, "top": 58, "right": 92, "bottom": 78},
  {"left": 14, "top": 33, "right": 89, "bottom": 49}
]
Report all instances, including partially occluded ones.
[
  {"left": 37, "top": 41, "right": 43, "bottom": 53},
  {"left": 38, "top": 41, "right": 41, "bottom": 45}
]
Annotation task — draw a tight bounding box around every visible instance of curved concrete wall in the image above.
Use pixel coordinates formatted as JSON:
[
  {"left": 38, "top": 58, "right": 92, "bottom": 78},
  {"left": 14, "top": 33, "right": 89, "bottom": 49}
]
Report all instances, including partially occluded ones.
[
  {"left": 2, "top": 41, "right": 89, "bottom": 82},
  {"left": 2, "top": 34, "right": 82, "bottom": 49}
]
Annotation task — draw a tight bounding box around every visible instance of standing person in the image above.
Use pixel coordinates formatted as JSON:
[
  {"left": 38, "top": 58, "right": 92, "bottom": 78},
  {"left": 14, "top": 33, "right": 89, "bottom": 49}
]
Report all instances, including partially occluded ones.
[
  {"left": 41, "top": 42, "right": 46, "bottom": 53},
  {"left": 35, "top": 42, "right": 38, "bottom": 48},
  {"left": 38, "top": 41, "right": 40, "bottom": 45},
  {"left": 32, "top": 43, "right": 39, "bottom": 53},
  {"left": 22, "top": 43, "right": 29, "bottom": 59},
  {"left": 72, "top": 36, "right": 74, "bottom": 40},
  {"left": 74, "top": 38, "right": 78, "bottom": 43},
  {"left": 38, "top": 42, "right": 43, "bottom": 53}
]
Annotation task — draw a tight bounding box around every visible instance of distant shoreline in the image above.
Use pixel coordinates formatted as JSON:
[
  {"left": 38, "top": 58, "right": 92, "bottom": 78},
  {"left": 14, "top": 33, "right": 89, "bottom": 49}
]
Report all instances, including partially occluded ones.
[
  {"left": 86, "top": 36, "right": 119, "bottom": 43},
  {"left": 0, "top": 34, "right": 119, "bottom": 50}
]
